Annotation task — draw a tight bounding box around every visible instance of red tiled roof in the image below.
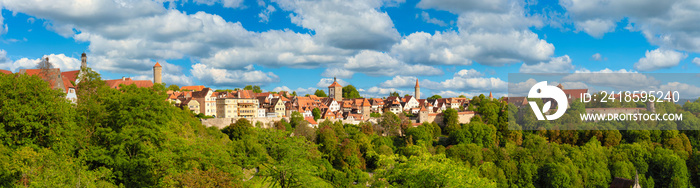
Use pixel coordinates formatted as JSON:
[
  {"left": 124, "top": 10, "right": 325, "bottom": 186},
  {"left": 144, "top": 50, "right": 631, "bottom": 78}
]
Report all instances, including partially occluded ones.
[
  {"left": 305, "top": 117, "right": 318, "bottom": 125},
  {"left": 104, "top": 78, "right": 154, "bottom": 89},
  {"left": 154, "top": 62, "right": 162, "bottom": 67},
  {"left": 61, "top": 70, "right": 80, "bottom": 83},
  {"left": 328, "top": 81, "right": 341, "bottom": 87},
  {"left": 0, "top": 70, "right": 12, "bottom": 74},
  {"left": 563, "top": 89, "right": 588, "bottom": 99},
  {"left": 181, "top": 85, "right": 205, "bottom": 91},
  {"left": 62, "top": 75, "right": 74, "bottom": 91}
]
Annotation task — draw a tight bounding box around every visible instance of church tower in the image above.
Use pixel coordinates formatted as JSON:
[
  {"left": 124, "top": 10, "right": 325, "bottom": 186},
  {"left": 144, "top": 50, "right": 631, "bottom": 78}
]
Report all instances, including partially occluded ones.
[
  {"left": 328, "top": 77, "right": 342, "bottom": 101},
  {"left": 415, "top": 79, "right": 420, "bottom": 99},
  {"left": 153, "top": 62, "right": 162, "bottom": 84},
  {"left": 81, "top": 52, "right": 87, "bottom": 69}
]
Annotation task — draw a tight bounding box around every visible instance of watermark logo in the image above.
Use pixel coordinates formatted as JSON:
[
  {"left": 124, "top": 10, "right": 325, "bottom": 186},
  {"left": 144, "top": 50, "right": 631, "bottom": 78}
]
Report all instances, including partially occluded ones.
[{"left": 528, "top": 81, "right": 568, "bottom": 120}]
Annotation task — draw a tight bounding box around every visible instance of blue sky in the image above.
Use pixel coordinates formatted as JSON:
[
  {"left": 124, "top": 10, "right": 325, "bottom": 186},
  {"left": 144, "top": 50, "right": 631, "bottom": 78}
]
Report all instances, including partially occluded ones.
[{"left": 0, "top": 0, "right": 699, "bottom": 98}]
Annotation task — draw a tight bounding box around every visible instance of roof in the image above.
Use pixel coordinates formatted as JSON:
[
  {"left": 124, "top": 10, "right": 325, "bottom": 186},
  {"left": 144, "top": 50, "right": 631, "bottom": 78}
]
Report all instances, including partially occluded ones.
[
  {"left": 361, "top": 98, "right": 371, "bottom": 107},
  {"left": 563, "top": 89, "right": 588, "bottom": 99},
  {"left": 181, "top": 85, "right": 205, "bottom": 91},
  {"left": 104, "top": 78, "right": 154, "bottom": 89},
  {"left": 328, "top": 78, "right": 342, "bottom": 87},
  {"left": 61, "top": 75, "right": 74, "bottom": 91},
  {"left": 0, "top": 70, "right": 12, "bottom": 74},
  {"left": 415, "top": 79, "right": 419, "bottom": 87},
  {"left": 154, "top": 62, "right": 162, "bottom": 67},
  {"left": 507, "top": 97, "right": 529, "bottom": 106},
  {"left": 305, "top": 117, "right": 318, "bottom": 125},
  {"left": 61, "top": 70, "right": 80, "bottom": 83},
  {"left": 609, "top": 177, "right": 635, "bottom": 188}
]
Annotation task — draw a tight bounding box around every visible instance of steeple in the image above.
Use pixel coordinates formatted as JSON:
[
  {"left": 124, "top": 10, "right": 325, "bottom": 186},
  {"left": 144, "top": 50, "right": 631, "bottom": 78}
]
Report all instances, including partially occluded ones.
[
  {"left": 489, "top": 91, "right": 493, "bottom": 100},
  {"left": 81, "top": 52, "right": 87, "bottom": 69},
  {"left": 414, "top": 79, "right": 420, "bottom": 99},
  {"left": 328, "top": 77, "right": 342, "bottom": 101},
  {"left": 153, "top": 62, "right": 162, "bottom": 84}
]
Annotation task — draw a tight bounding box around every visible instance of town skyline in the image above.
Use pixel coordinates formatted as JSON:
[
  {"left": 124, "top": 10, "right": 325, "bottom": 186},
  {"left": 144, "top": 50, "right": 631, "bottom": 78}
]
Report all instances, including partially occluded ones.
[{"left": 1, "top": 0, "right": 700, "bottom": 99}]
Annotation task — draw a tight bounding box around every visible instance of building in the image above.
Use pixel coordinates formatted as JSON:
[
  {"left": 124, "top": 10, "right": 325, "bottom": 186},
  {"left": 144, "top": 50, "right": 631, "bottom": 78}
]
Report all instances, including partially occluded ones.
[
  {"left": 181, "top": 85, "right": 205, "bottom": 91},
  {"left": 193, "top": 88, "right": 217, "bottom": 116},
  {"left": 328, "top": 77, "right": 342, "bottom": 102},
  {"left": 415, "top": 79, "right": 420, "bottom": 99},
  {"left": 153, "top": 62, "right": 162, "bottom": 84},
  {"left": 17, "top": 56, "right": 84, "bottom": 103},
  {"left": 215, "top": 90, "right": 259, "bottom": 118}
]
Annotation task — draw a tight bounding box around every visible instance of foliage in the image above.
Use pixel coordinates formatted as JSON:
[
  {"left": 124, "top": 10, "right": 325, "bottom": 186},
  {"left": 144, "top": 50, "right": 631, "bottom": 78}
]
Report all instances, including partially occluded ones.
[
  {"left": 314, "top": 89, "right": 327, "bottom": 97},
  {"left": 167, "top": 84, "right": 180, "bottom": 91},
  {"left": 312, "top": 108, "right": 321, "bottom": 121},
  {"left": 342, "top": 85, "right": 362, "bottom": 99},
  {"left": 427, "top": 95, "right": 442, "bottom": 100}
]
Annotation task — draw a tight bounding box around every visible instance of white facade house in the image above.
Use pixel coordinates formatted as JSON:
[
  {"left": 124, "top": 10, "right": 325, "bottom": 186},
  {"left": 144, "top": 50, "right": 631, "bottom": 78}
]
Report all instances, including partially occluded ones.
[
  {"left": 328, "top": 100, "right": 340, "bottom": 112},
  {"left": 403, "top": 96, "right": 420, "bottom": 111},
  {"left": 258, "top": 108, "right": 267, "bottom": 117}
]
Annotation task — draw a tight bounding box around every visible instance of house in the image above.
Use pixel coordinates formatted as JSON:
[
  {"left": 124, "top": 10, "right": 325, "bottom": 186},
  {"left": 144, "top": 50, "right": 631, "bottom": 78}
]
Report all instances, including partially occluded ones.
[
  {"left": 181, "top": 85, "right": 205, "bottom": 91},
  {"left": 193, "top": 88, "right": 217, "bottom": 117},
  {"left": 19, "top": 67, "right": 79, "bottom": 103},
  {"left": 181, "top": 98, "right": 200, "bottom": 114},
  {"left": 305, "top": 117, "right": 318, "bottom": 128},
  {"left": 322, "top": 98, "right": 340, "bottom": 112},
  {"left": 215, "top": 90, "right": 259, "bottom": 118},
  {"left": 402, "top": 95, "right": 420, "bottom": 111},
  {"left": 370, "top": 98, "right": 384, "bottom": 113}
]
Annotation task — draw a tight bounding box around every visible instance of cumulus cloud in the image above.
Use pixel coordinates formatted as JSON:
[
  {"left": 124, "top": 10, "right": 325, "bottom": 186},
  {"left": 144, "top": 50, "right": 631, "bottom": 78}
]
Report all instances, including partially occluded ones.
[
  {"left": 379, "top": 76, "right": 418, "bottom": 88},
  {"left": 560, "top": 0, "right": 700, "bottom": 52},
  {"left": 453, "top": 69, "right": 484, "bottom": 78},
  {"left": 258, "top": 5, "right": 276, "bottom": 23},
  {"left": 273, "top": 0, "right": 400, "bottom": 50},
  {"left": 326, "top": 50, "right": 443, "bottom": 77},
  {"left": 419, "top": 11, "right": 447, "bottom": 26},
  {"left": 0, "top": 53, "right": 81, "bottom": 72},
  {"left": 422, "top": 69, "right": 507, "bottom": 93},
  {"left": 192, "top": 0, "right": 245, "bottom": 8},
  {"left": 591, "top": 53, "right": 606, "bottom": 61},
  {"left": 191, "top": 63, "right": 279, "bottom": 88},
  {"left": 565, "top": 68, "right": 660, "bottom": 90},
  {"left": 272, "top": 86, "right": 317, "bottom": 95},
  {"left": 316, "top": 78, "right": 349, "bottom": 88},
  {"left": 433, "top": 90, "right": 482, "bottom": 98},
  {"left": 361, "top": 86, "right": 409, "bottom": 98},
  {"left": 633, "top": 48, "right": 686, "bottom": 71},
  {"left": 321, "top": 68, "right": 354, "bottom": 79},
  {"left": 655, "top": 82, "right": 700, "bottom": 99},
  {"left": 693, "top": 57, "right": 700, "bottom": 66},
  {"left": 519, "top": 55, "right": 574, "bottom": 73}
]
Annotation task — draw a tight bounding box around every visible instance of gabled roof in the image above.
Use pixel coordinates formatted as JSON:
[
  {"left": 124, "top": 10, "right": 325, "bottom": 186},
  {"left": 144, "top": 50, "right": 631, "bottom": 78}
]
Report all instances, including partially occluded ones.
[
  {"left": 61, "top": 70, "right": 80, "bottom": 83},
  {"left": 328, "top": 80, "right": 342, "bottom": 87},
  {"left": 104, "top": 78, "right": 154, "bottom": 89},
  {"left": 0, "top": 70, "right": 11, "bottom": 74},
  {"left": 305, "top": 117, "right": 318, "bottom": 125},
  {"left": 563, "top": 89, "right": 588, "bottom": 99},
  {"left": 181, "top": 85, "right": 205, "bottom": 91},
  {"left": 192, "top": 88, "right": 212, "bottom": 98}
]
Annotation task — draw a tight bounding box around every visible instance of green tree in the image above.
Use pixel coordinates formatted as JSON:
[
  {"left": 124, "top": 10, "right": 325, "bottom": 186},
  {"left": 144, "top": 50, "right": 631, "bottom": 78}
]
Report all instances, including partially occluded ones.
[
  {"left": 379, "top": 111, "right": 401, "bottom": 136},
  {"left": 390, "top": 91, "right": 400, "bottom": 97},
  {"left": 312, "top": 108, "right": 321, "bottom": 121},
  {"left": 222, "top": 119, "right": 254, "bottom": 140},
  {"left": 243, "top": 85, "right": 262, "bottom": 93},
  {"left": 167, "top": 84, "right": 180, "bottom": 91},
  {"left": 427, "top": 95, "right": 442, "bottom": 100},
  {"left": 442, "top": 108, "right": 460, "bottom": 134},
  {"left": 314, "top": 89, "right": 327, "bottom": 97},
  {"left": 375, "top": 153, "right": 495, "bottom": 187},
  {"left": 458, "top": 95, "right": 467, "bottom": 98},
  {"left": 342, "top": 85, "right": 362, "bottom": 99},
  {"left": 290, "top": 111, "right": 305, "bottom": 128}
]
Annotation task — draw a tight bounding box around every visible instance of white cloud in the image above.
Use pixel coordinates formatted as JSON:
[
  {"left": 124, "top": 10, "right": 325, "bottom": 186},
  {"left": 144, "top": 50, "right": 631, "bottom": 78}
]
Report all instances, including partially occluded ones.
[
  {"left": 361, "top": 86, "right": 409, "bottom": 98},
  {"left": 0, "top": 53, "right": 81, "bottom": 72},
  {"left": 693, "top": 57, "right": 700, "bottom": 66},
  {"left": 192, "top": 0, "right": 245, "bottom": 8},
  {"left": 328, "top": 50, "right": 443, "bottom": 77},
  {"left": 454, "top": 69, "right": 484, "bottom": 78},
  {"left": 273, "top": 0, "right": 400, "bottom": 50},
  {"left": 565, "top": 68, "right": 660, "bottom": 90},
  {"left": 191, "top": 63, "right": 279, "bottom": 88},
  {"left": 560, "top": 0, "right": 700, "bottom": 52},
  {"left": 0, "top": 12, "right": 7, "bottom": 35},
  {"left": 316, "top": 78, "right": 349, "bottom": 88},
  {"left": 655, "top": 82, "right": 700, "bottom": 99},
  {"left": 633, "top": 48, "right": 686, "bottom": 71},
  {"left": 258, "top": 5, "right": 276, "bottom": 23},
  {"left": 417, "top": 0, "right": 509, "bottom": 14},
  {"left": 422, "top": 69, "right": 507, "bottom": 93},
  {"left": 433, "top": 90, "right": 480, "bottom": 98},
  {"left": 379, "top": 76, "right": 418, "bottom": 88},
  {"left": 519, "top": 55, "right": 574, "bottom": 73},
  {"left": 321, "top": 68, "right": 354, "bottom": 79},
  {"left": 591, "top": 53, "right": 605, "bottom": 61},
  {"left": 573, "top": 19, "right": 616, "bottom": 38},
  {"left": 273, "top": 86, "right": 318, "bottom": 95},
  {"left": 420, "top": 11, "right": 447, "bottom": 26}
]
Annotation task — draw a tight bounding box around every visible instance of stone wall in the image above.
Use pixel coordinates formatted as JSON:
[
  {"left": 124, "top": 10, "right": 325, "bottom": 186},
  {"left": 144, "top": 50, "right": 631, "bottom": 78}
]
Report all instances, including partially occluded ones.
[
  {"left": 201, "top": 117, "right": 289, "bottom": 129},
  {"left": 421, "top": 111, "right": 475, "bottom": 126}
]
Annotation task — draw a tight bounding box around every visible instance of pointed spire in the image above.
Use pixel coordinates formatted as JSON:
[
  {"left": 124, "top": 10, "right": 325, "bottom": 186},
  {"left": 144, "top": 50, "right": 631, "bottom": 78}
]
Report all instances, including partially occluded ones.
[
  {"left": 415, "top": 79, "right": 419, "bottom": 88},
  {"left": 154, "top": 62, "right": 162, "bottom": 67}
]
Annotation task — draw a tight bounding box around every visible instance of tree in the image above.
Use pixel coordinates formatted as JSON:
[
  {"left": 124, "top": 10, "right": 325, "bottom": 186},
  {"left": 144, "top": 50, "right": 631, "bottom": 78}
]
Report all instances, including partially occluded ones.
[
  {"left": 243, "top": 85, "right": 262, "bottom": 93},
  {"left": 390, "top": 92, "right": 400, "bottom": 97},
  {"left": 427, "top": 95, "right": 442, "bottom": 100},
  {"left": 442, "top": 108, "right": 460, "bottom": 134},
  {"left": 342, "top": 85, "right": 361, "bottom": 99},
  {"left": 458, "top": 95, "right": 467, "bottom": 98},
  {"left": 167, "top": 84, "right": 180, "bottom": 91},
  {"left": 290, "top": 111, "right": 305, "bottom": 128},
  {"left": 222, "top": 119, "right": 254, "bottom": 140},
  {"left": 314, "top": 89, "right": 327, "bottom": 97},
  {"left": 375, "top": 154, "right": 495, "bottom": 187},
  {"left": 379, "top": 111, "right": 401, "bottom": 136},
  {"left": 312, "top": 108, "right": 321, "bottom": 121}
]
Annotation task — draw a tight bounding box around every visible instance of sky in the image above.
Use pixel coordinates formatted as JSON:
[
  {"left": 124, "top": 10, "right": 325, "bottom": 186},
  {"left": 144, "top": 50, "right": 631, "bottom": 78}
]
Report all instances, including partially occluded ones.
[{"left": 0, "top": 0, "right": 699, "bottom": 98}]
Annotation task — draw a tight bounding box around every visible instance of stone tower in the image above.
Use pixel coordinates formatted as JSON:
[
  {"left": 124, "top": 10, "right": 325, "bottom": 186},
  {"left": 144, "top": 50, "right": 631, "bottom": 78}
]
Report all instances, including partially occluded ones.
[
  {"left": 81, "top": 52, "right": 87, "bottom": 69},
  {"left": 328, "top": 77, "right": 342, "bottom": 101},
  {"left": 415, "top": 79, "right": 420, "bottom": 99},
  {"left": 153, "top": 62, "right": 162, "bottom": 84}
]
